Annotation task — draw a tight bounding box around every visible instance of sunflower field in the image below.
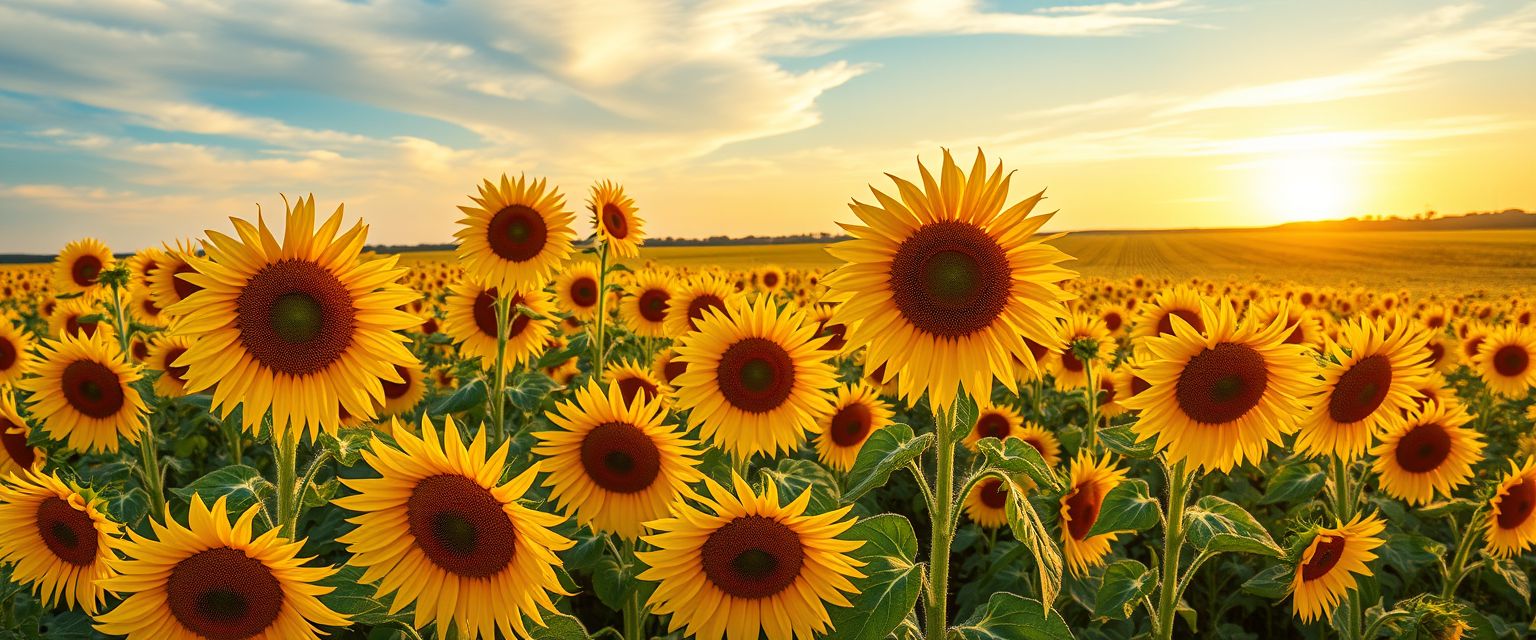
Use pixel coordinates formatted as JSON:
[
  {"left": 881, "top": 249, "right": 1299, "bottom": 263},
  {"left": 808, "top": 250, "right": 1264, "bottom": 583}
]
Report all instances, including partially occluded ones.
[{"left": 2, "top": 149, "right": 1535, "bottom": 640}]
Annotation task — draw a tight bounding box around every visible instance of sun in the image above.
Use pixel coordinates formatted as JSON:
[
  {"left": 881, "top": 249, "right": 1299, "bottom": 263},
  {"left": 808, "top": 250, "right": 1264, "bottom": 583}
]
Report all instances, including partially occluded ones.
[{"left": 1256, "top": 151, "right": 1360, "bottom": 224}]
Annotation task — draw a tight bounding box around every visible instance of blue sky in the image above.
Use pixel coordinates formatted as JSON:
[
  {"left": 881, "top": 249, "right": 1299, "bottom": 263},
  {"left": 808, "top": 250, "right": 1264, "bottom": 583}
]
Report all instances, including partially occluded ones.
[{"left": 1, "top": 0, "right": 1533, "bottom": 252}]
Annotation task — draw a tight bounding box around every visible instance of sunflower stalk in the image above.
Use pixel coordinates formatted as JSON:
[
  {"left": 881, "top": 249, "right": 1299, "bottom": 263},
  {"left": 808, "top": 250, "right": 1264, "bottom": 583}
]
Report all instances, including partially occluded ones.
[
  {"left": 274, "top": 429, "right": 300, "bottom": 538},
  {"left": 488, "top": 293, "right": 514, "bottom": 446},
  {"left": 592, "top": 242, "right": 611, "bottom": 376},
  {"left": 1329, "top": 456, "right": 1363, "bottom": 640},
  {"left": 1075, "top": 338, "right": 1101, "bottom": 453},
  {"left": 1439, "top": 504, "right": 1488, "bottom": 599},
  {"left": 137, "top": 412, "right": 167, "bottom": 518},
  {"left": 1153, "top": 459, "right": 1191, "bottom": 640},
  {"left": 620, "top": 537, "right": 647, "bottom": 640},
  {"left": 923, "top": 395, "right": 961, "bottom": 640},
  {"left": 287, "top": 449, "right": 334, "bottom": 537}
]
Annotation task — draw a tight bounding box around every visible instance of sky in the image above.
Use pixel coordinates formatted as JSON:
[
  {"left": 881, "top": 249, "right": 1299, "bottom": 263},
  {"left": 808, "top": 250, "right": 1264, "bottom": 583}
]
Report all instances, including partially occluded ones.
[{"left": 1, "top": 0, "right": 1534, "bottom": 253}]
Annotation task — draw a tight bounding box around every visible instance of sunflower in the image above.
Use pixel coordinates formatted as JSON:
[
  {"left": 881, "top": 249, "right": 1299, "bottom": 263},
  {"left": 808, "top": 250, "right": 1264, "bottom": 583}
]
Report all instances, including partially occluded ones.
[
  {"left": 824, "top": 149, "right": 1075, "bottom": 410},
  {"left": 1422, "top": 331, "right": 1459, "bottom": 373},
  {"left": 443, "top": 278, "right": 556, "bottom": 370},
  {"left": 588, "top": 179, "right": 644, "bottom": 258},
  {"left": 1052, "top": 310, "right": 1113, "bottom": 391},
  {"left": 672, "top": 296, "right": 837, "bottom": 459},
  {"left": 813, "top": 382, "right": 895, "bottom": 471},
  {"left": 1290, "top": 513, "right": 1385, "bottom": 623},
  {"left": 1370, "top": 401, "right": 1484, "bottom": 505},
  {"left": 1060, "top": 453, "right": 1129, "bottom": 576},
  {"left": 52, "top": 238, "right": 113, "bottom": 297},
  {"left": 455, "top": 174, "right": 575, "bottom": 292},
  {"left": 1248, "top": 297, "right": 1322, "bottom": 348},
  {"left": 0, "top": 320, "right": 34, "bottom": 386},
  {"left": 129, "top": 288, "right": 165, "bottom": 327},
  {"left": 148, "top": 239, "right": 203, "bottom": 317},
  {"left": 1408, "top": 370, "right": 1458, "bottom": 413},
  {"left": 603, "top": 358, "right": 669, "bottom": 406},
  {"left": 1097, "top": 303, "right": 1129, "bottom": 335},
  {"left": 534, "top": 381, "right": 703, "bottom": 539},
  {"left": 0, "top": 393, "right": 45, "bottom": 476},
  {"left": 1485, "top": 457, "right": 1536, "bottom": 558},
  {"left": 95, "top": 495, "right": 348, "bottom": 640},
  {"left": 807, "top": 303, "right": 853, "bottom": 356},
  {"left": 620, "top": 270, "right": 673, "bottom": 338},
  {"left": 20, "top": 332, "right": 147, "bottom": 453},
  {"left": 1110, "top": 358, "right": 1152, "bottom": 412},
  {"left": 49, "top": 297, "right": 108, "bottom": 340},
  {"left": 147, "top": 334, "right": 196, "bottom": 398},
  {"left": 1471, "top": 326, "right": 1536, "bottom": 398},
  {"left": 1296, "top": 316, "right": 1431, "bottom": 461},
  {"left": 665, "top": 274, "right": 738, "bottom": 337},
  {"left": 1121, "top": 299, "right": 1312, "bottom": 473},
  {"left": 1018, "top": 422, "right": 1064, "bottom": 466},
  {"left": 758, "top": 265, "right": 787, "bottom": 292},
  {"left": 0, "top": 470, "right": 121, "bottom": 614},
  {"left": 165, "top": 196, "right": 421, "bottom": 441},
  {"left": 637, "top": 474, "right": 866, "bottom": 640},
  {"left": 334, "top": 416, "right": 574, "bottom": 639},
  {"left": 1132, "top": 285, "right": 1207, "bottom": 342},
  {"left": 375, "top": 363, "right": 426, "bottom": 417},
  {"left": 126, "top": 246, "right": 166, "bottom": 290},
  {"left": 961, "top": 401, "right": 1026, "bottom": 451},
  {"left": 555, "top": 261, "right": 602, "bottom": 320},
  {"left": 964, "top": 477, "right": 1011, "bottom": 529},
  {"left": 654, "top": 347, "right": 688, "bottom": 386}
]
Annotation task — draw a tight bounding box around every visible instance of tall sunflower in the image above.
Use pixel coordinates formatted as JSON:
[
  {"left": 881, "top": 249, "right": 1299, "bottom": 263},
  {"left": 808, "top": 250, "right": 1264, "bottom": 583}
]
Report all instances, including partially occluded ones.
[
  {"left": 455, "top": 174, "right": 575, "bottom": 292},
  {"left": 1061, "top": 453, "right": 1129, "bottom": 576},
  {"left": 1120, "top": 299, "right": 1313, "bottom": 473},
  {"left": 1471, "top": 326, "right": 1536, "bottom": 398},
  {"left": 1296, "top": 316, "right": 1431, "bottom": 461},
  {"left": 961, "top": 401, "right": 1026, "bottom": 452},
  {"left": 813, "top": 382, "right": 895, "bottom": 471},
  {"left": 334, "top": 416, "right": 574, "bottom": 639},
  {"left": 95, "top": 495, "right": 348, "bottom": 640},
  {"left": 1290, "top": 513, "right": 1386, "bottom": 623},
  {"left": 964, "top": 477, "right": 1011, "bottom": 529},
  {"left": 0, "top": 470, "right": 119, "bottom": 613},
  {"left": 1051, "top": 310, "right": 1113, "bottom": 391},
  {"left": 620, "top": 270, "right": 673, "bottom": 338},
  {"left": 603, "top": 358, "right": 669, "bottom": 406},
  {"left": 147, "top": 334, "right": 195, "bottom": 398},
  {"left": 20, "top": 332, "right": 147, "bottom": 453},
  {"left": 637, "top": 474, "right": 866, "bottom": 640},
  {"left": 555, "top": 261, "right": 602, "bottom": 320},
  {"left": 589, "top": 179, "right": 644, "bottom": 258},
  {"left": 1370, "top": 401, "right": 1484, "bottom": 505},
  {"left": 824, "top": 149, "right": 1076, "bottom": 409},
  {"left": 164, "top": 196, "right": 421, "bottom": 441},
  {"left": 0, "top": 320, "right": 34, "bottom": 386},
  {"left": 1485, "top": 458, "right": 1536, "bottom": 558},
  {"left": 665, "top": 274, "right": 738, "bottom": 337},
  {"left": 0, "top": 393, "right": 45, "bottom": 476},
  {"left": 534, "top": 381, "right": 703, "bottom": 539},
  {"left": 52, "top": 238, "right": 113, "bottom": 297},
  {"left": 672, "top": 295, "right": 838, "bottom": 459},
  {"left": 443, "top": 278, "right": 556, "bottom": 370}
]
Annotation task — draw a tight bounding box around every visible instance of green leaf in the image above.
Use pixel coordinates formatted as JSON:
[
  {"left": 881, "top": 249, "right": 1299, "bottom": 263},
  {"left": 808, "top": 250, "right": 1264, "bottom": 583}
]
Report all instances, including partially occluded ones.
[
  {"left": 171, "top": 464, "right": 275, "bottom": 515},
  {"left": 1261, "top": 462, "right": 1327, "bottom": 505},
  {"left": 1002, "top": 477, "right": 1063, "bottom": 614},
  {"left": 429, "top": 378, "right": 486, "bottom": 416},
  {"left": 843, "top": 424, "right": 934, "bottom": 503},
  {"left": 104, "top": 487, "right": 151, "bottom": 531},
  {"left": 1488, "top": 558, "right": 1531, "bottom": 606},
  {"left": 1240, "top": 564, "right": 1292, "bottom": 600},
  {"left": 1182, "top": 496, "right": 1282, "bottom": 557},
  {"left": 1097, "top": 423, "right": 1155, "bottom": 459},
  {"left": 824, "top": 514, "right": 923, "bottom": 640},
  {"left": 760, "top": 458, "right": 842, "bottom": 515},
  {"left": 976, "top": 437, "right": 1062, "bottom": 492},
  {"left": 318, "top": 428, "right": 374, "bottom": 466},
  {"left": 1094, "top": 559, "right": 1157, "bottom": 620},
  {"left": 535, "top": 333, "right": 589, "bottom": 369},
  {"left": 953, "top": 394, "right": 980, "bottom": 436},
  {"left": 525, "top": 611, "right": 592, "bottom": 639},
  {"left": 506, "top": 371, "right": 561, "bottom": 412},
  {"left": 302, "top": 478, "right": 339, "bottom": 509},
  {"left": 319, "top": 566, "right": 407, "bottom": 626},
  {"left": 1418, "top": 498, "right": 1478, "bottom": 520},
  {"left": 949, "top": 592, "right": 1074, "bottom": 640},
  {"left": 1086, "top": 478, "right": 1160, "bottom": 538}
]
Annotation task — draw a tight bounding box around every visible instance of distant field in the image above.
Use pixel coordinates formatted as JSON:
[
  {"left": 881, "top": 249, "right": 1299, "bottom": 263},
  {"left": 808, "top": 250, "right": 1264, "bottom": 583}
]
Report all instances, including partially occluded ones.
[{"left": 396, "top": 229, "right": 1536, "bottom": 295}]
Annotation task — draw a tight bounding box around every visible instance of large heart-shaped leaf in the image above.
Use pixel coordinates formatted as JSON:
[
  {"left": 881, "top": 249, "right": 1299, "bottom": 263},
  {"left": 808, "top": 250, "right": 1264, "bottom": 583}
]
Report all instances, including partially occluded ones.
[
  {"left": 1086, "top": 478, "right": 1160, "bottom": 538},
  {"left": 1183, "top": 496, "right": 1282, "bottom": 557},
  {"left": 428, "top": 378, "right": 486, "bottom": 416},
  {"left": 976, "top": 437, "right": 1062, "bottom": 492},
  {"left": 824, "top": 514, "right": 923, "bottom": 640},
  {"left": 1261, "top": 462, "right": 1326, "bottom": 505},
  {"left": 761, "top": 458, "right": 842, "bottom": 516},
  {"left": 843, "top": 424, "right": 934, "bottom": 503},
  {"left": 949, "top": 592, "right": 1074, "bottom": 639},
  {"left": 172, "top": 464, "right": 275, "bottom": 517},
  {"left": 1097, "top": 423, "right": 1155, "bottom": 459},
  {"left": 1094, "top": 559, "right": 1157, "bottom": 620}
]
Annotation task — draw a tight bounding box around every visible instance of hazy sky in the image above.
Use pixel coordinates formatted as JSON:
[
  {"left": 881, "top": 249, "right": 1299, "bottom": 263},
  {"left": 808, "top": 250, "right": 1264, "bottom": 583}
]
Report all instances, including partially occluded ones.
[{"left": 2, "top": 1, "right": 1533, "bottom": 252}]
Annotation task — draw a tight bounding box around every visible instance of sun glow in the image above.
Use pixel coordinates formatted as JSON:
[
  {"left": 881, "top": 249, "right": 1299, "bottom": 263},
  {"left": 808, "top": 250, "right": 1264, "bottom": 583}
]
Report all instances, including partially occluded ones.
[{"left": 1256, "top": 151, "right": 1362, "bottom": 224}]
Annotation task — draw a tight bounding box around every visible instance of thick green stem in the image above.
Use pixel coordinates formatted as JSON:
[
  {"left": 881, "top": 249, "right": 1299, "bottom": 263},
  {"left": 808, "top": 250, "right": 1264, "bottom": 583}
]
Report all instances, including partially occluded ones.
[
  {"left": 592, "top": 244, "right": 611, "bottom": 375},
  {"left": 621, "top": 538, "right": 646, "bottom": 640},
  {"left": 274, "top": 429, "right": 299, "bottom": 538},
  {"left": 925, "top": 400, "right": 959, "bottom": 640},
  {"left": 287, "top": 450, "right": 334, "bottom": 537},
  {"left": 1155, "top": 460, "right": 1190, "bottom": 640},
  {"left": 1439, "top": 506, "right": 1487, "bottom": 599},
  {"left": 137, "top": 418, "right": 166, "bottom": 518},
  {"left": 109, "top": 285, "right": 133, "bottom": 357},
  {"left": 1331, "top": 456, "right": 1361, "bottom": 640},
  {"left": 1082, "top": 360, "right": 1099, "bottom": 453},
  {"left": 220, "top": 413, "right": 244, "bottom": 466},
  {"left": 488, "top": 294, "right": 513, "bottom": 445}
]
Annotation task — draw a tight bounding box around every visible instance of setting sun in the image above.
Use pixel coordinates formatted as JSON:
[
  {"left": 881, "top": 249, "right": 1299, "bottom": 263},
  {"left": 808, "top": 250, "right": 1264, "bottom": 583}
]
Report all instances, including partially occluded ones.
[{"left": 1256, "top": 151, "right": 1362, "bottom": 224}]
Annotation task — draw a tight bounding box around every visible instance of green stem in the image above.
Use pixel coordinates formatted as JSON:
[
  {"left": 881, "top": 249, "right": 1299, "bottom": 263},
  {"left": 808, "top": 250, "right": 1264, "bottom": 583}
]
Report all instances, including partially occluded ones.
[
  {"left": 137, "top": 418, "right": 166, "bottom": 519},
  {"left": 274, "top": 429, "right": 299, "bottom": 538},
  {"left": 925, "top": 399, "right": 960, "bottom": 640},
  {"left": 1331, "top": 456, "right": 1355, "bottom": 521},
  {"left": 220, "top": 413, "right": 243, "bottom": 466},
  {"left": 593, "top": 244, "right": 610, "bottom": 375},
  {"left": 109, "top": 285, "right": 132, "bottom": 356},
  {"left": 1439, "top": 505, "right": 1487, "bottom": 599},
  {"left": 621, "top": 538, "right": 646, "bottom": 640},
  {"left": 489, "top": 294, "right": 513, "bottom": 445},
  {"left": 287, "top": 450, "right": 334, "bottom": 537},
  {"left": 1360, "top": 610, "right": 1412, "bottom": 640},
  {"left": 1082, "top": 360, "right": 1099, "bottom": 453},
  {"left": 1155, "top": 459, "right": 1190, "bottom": 640}
]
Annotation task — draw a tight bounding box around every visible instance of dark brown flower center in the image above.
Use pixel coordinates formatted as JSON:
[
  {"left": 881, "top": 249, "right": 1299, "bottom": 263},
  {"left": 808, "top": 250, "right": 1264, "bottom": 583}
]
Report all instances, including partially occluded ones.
[
  {"left": 615, "top": 376, "right": 659, "bottom": 406},
  {"left": 235, "top": 259, "right": 355, "bottom": 376},
  {"left": 716, "top": 337, "right": 795, "bottom": 413},
  {"left": 763, "top": 272, "right": 780, "bottom": 287},
  {"left": 1155, "top": 308, "right": 1203, "bottom": 336},
  {"left": 1174, "top": 342, "right": 1269, "bottom": 424},
  {"left": 829, "top": 401, "right": 873, "bottom": 447},
  {"left": 974, "top": 413, "right": 1011, "bottom": 440},
  {"left": 888, "top": 221, "right": 1011, "bottom": 338},
  {"left": 61, "top": 360, "right": 125, "bottom": 419},
  {"left": 1300, "top": 535, "right": 1345, "bottom": 581},
  {"left": 580, "top": 421, "right": 662, "bottom": 493},
  {"left": 1497, "top": 476, "right": 1536, "bottom": 530},
  {"left": 407, "top": 474, "right": 517, "bottom": 578},
  {"left": 701, "top": 515, "right": 804, "bottom": 599},
  {"left": 1102, "top": 312, "right": 1123, "bottom": 332},
  {"left": 472, "top": 290, "right": 531, "bottom": 339},
  {"left": 684, "top": 294, "right": 726, "bottom": 332},
  {"left": 979, "top": 478, "right": 1009, "bottom": 509},
  {"left": 1427, "top": 342, "right": 1445, "bottom": 367},
  {"left": 166, "top": 546, "right": 284, "bottom": 640},
  {"left": 1394, "top": 421, "right": 1452, "bottom": 473},
  {"left": 173, "top": 262, "right": 202, "bottom": 302},
  {"left": 1493, "top": 345, "right": 1530, "bottom": 377},
  {"left": 486, "top": 204, "right": 548, "bottom": 262},
  {"left": 382, "top": 364, "right": 414, "bottom": 400},
  {"left": 1130, "top": 374, "right": 1151, "bottom": 397},
  {"left": 1, "top": 418, "right": 36, "bottom": 470},
  {"left": 65, "top": 314, "right": 98, "bottom": 339},
  {"left": 0, "top": 336, "right": 16, "bottom": 371},
  {"left": 662, "top": 358, "right": 687, "bottom": 384},
  {"left": 1328, "top": 354, "right": 1392, "bottom": 424},
  {"left": 36, "top": 497, "right": 98, "bottom": 566},
  {"left": 570, "top": 276, "right": 599, "bottom": 308},
  {"left": 816, "top": 320, "right": 848, "bottom": 352},
  {"left": 71, "top": 255, "right": 102, "bottom": 287},
  {"left": 1065, "top": 483, "right": 1103, "bottom": 540},
  {"left": 164, "top": 347, "right": 191, "bottom": 384},
  {"left": 638, "top": 288, "right": 670, "bottom": 323},
  {"left": 602, "top": 203, "right": 629, "bottom": 239}
]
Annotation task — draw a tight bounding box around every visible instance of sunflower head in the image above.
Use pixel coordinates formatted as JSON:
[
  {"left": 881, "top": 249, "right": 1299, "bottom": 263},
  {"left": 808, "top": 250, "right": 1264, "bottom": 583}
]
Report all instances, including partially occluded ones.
[
  {"left": 555, "top": 260, "right": 602, "bottom": 320},
  {"left": 455, "top": 174, "right": 576, "bottom": 292},
  {"left": 1369, "top": 401, "right": 1484, "bottom": 505},
  {"left": 0, "top": 394, "right": 45, "bottom": 476},
  {"left": 621, "top": 269, "right": 674, "bottom": 338},
  {"left": 603, "top": 358, "right": 670, "bottom": 406},
  {"left": 665, "top": 274, "right": 738, "bottom": 338},
  {"left": 20, "top": 331, "right": 148, "bottom": 453},
  {"left": 0, "top": 470, "right": 120, "bottom": 613},
  {"left": 443, "top": 278, "right": 556, "bottom": 371},
  {"left": 1472, "top": 326, "right": 1536, "bottom": 398},
  {"left": 814, "top": 382, "right": 896, "bottom": 472},
  {"left": 1060, "top": 453, "right": 1128, "bottom": 576},
  {"left": 825, "top": 149, "right": 1076, "bottom": 410},
  {"left": 1296, "top": 315, "right": 1432, "bottom": 461},
  {"left": 964, "top": 477, "right": 1011, "bottom": 529},
  {"left": 961, "top": 401, "right": 1025, "bottom": 452},
  {"left": 0, "top": 320, "right": 35, "bottom": 386},
  {"left": 53, "top": 238, "right": 113, "bottom": 297},
  {"left": 1485, "top": 457, "right": 1536, "bottom": 559},
  {"left": 1289, "top": 513, "right": 1386, "bottom": 623},
  {"left": 588, "top": 179, "right": 644, "bottom": 258}
]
